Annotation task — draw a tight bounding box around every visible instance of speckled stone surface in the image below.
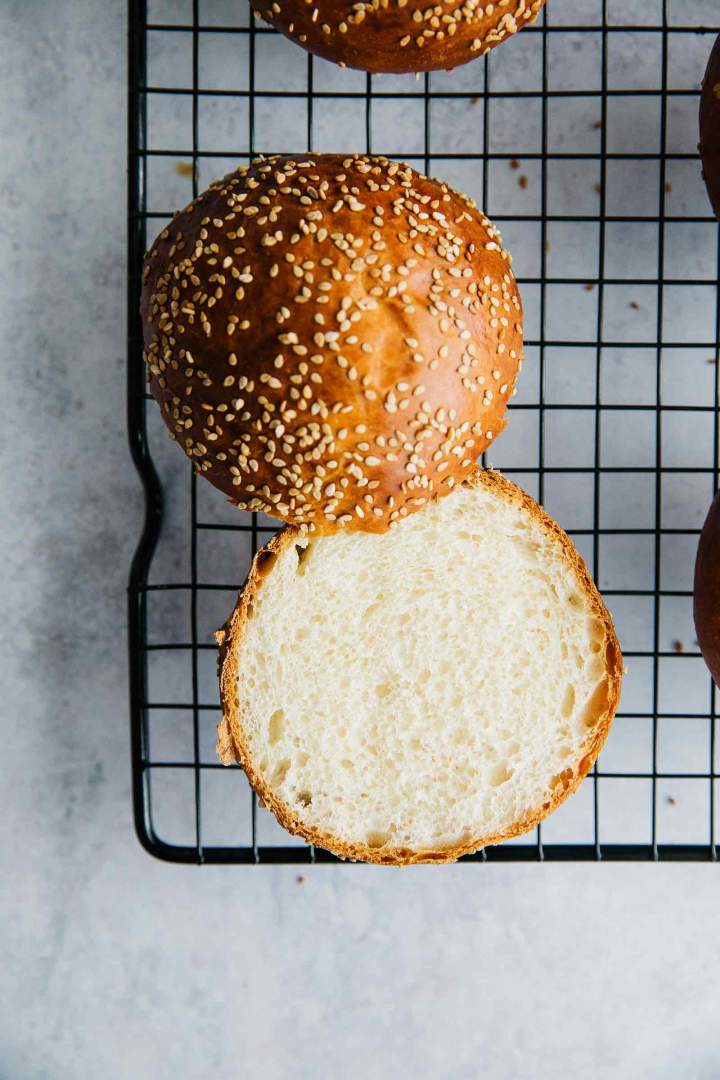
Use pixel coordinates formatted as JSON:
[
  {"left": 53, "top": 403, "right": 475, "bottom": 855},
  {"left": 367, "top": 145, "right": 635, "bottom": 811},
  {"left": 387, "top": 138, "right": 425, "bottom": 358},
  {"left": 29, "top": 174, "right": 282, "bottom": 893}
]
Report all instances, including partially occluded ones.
[{"left": 3, "top": 2, "right": 720, "bottom": 1078}]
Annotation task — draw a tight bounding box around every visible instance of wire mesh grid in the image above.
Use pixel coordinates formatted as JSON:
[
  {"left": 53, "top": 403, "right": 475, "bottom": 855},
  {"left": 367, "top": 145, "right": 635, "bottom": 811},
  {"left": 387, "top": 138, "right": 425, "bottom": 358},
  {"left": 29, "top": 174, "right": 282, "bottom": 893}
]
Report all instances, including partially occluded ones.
[{"left": 128, "top": 0, "right": 720, "bottom": 863}]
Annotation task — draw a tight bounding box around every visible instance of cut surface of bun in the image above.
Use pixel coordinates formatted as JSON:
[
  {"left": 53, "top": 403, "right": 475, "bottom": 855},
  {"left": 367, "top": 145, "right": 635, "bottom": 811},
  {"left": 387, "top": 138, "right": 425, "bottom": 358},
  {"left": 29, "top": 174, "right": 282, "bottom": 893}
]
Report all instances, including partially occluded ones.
[
  {"left": 254, "top": 0, "right": 546, "bottom": 74},
  {"left": 217, "top": 468, "right": 623, "bottom": 864},
  {"left": 141, "top": 154, "right": 523, "bottom": 535}
]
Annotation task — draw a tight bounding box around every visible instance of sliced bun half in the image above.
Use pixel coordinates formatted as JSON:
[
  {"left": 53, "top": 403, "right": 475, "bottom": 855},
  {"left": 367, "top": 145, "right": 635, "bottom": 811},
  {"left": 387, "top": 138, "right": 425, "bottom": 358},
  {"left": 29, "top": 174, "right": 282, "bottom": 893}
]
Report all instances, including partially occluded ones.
[{"left": 217, "top": 468, "right": 623, "bottom": 864}]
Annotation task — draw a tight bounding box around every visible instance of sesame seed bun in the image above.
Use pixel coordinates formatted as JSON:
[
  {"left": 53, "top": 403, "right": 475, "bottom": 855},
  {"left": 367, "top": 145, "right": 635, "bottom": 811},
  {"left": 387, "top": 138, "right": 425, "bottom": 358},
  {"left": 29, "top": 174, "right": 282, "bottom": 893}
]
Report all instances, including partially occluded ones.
[
  {"left": 141, "top": 154, "right": 523, "bottom": 535},
  {"left": 254, "top": 0, "right": 545, "bottom": 74},
  {"left": 694, "top": 490, "right": 720, "bottom": 686},
  {"left": 700, "top": 33, "right": 720, "bottom": 219}
]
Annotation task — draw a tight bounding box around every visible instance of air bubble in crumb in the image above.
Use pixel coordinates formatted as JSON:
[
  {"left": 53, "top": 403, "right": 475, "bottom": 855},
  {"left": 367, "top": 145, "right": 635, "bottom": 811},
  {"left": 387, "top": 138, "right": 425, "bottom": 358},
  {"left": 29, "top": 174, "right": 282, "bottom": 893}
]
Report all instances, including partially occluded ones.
[{"left": 268, "top": 709, "right": 284, "bottom": 744}]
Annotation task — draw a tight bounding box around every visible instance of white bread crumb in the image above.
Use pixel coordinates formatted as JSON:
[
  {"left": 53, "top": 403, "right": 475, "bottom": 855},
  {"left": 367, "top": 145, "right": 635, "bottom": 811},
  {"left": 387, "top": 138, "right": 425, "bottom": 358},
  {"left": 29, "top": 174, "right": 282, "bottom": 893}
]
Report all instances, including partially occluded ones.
[{"left": 218, "top": 468, "right": 623, "bottom": 864}]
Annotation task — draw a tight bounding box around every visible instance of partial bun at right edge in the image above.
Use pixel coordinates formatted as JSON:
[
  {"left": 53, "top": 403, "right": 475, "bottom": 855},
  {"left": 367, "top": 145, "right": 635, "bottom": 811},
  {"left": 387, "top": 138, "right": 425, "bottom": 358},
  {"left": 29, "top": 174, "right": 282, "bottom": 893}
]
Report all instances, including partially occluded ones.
[
  {"left": 700, "top": 32, "right": 720, "bottom": 219},
  {"left": 694, "top": 491, "right": 720, "bottom": 685}
]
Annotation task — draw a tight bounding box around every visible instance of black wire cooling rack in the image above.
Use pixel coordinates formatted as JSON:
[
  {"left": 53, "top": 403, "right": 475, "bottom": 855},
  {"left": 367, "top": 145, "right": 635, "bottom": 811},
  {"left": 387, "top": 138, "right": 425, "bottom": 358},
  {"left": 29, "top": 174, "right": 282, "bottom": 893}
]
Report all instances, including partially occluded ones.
[{"left": 128, "top": 0, "right": 720, "bottom": 863}]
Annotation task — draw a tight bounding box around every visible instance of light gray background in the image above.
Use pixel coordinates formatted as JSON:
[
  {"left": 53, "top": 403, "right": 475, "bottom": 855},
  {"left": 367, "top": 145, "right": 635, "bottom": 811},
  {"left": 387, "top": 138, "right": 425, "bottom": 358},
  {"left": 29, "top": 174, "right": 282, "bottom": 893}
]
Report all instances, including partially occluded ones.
[{"left": 3, "top": 2, "right": 720, "bottom": 1078}]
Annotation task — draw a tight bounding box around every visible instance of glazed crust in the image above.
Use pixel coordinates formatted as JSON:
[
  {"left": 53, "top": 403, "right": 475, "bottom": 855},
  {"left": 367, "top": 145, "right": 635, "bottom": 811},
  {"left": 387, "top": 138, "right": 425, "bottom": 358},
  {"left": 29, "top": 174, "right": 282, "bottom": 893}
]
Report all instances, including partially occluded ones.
[
  {"left": 253, "top": 0, "right": 545, "bottom": 74},
  {"left": 694, "top": 491, "right": 720, "bottom": 686},
  {"left": 700, "top": 33, "right": 720, "bottom": 219},
  {"left": 216, "top": 467, "right": 624, "bottom": 865},
  {"left": 141, "top": 155, "right": 523, "bottom": 536}
]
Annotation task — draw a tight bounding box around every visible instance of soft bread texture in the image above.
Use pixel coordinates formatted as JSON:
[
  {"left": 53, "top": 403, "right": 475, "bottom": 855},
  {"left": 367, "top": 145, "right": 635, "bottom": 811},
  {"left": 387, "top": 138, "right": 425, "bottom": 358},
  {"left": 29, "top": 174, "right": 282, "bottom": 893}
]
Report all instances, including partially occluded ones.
[
  {"left": 700, "top": 33, "right": 720, "bottom": 219},
  {"left": 141, "top": 154, "right": 523, "bottom": 535},
  {"left": 694, "top": 490, "right": 720, "bottom": 686},
  {"left": 254, "top": 0, "right": 545, "bottom": 74},
  {"left": 217, "top": 468, "right": 623, "bottom": 864}
]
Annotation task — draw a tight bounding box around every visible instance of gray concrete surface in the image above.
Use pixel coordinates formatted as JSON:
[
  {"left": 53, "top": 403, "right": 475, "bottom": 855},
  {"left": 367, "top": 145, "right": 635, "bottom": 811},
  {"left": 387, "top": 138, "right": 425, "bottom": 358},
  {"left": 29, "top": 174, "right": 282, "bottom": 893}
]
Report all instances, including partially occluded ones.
[{"left": 2, "top": 2, "right": 720, "bottom": 1078}]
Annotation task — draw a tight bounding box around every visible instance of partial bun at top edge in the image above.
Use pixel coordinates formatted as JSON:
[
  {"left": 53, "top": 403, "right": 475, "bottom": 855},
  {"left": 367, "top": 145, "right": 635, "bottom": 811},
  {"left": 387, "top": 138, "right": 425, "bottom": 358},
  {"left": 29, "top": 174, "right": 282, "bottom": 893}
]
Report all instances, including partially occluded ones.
[
  {"left": 141, "top": 154, "right": 523, "bottom": 535},
  {"left": 253, "top": 0, "right": 545, "bottom": 74}
]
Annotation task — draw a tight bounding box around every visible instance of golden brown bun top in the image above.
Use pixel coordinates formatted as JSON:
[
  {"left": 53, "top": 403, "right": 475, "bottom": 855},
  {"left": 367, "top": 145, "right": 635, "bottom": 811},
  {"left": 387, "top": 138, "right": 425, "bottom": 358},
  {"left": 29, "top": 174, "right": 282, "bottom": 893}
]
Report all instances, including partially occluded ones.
[
  {"left": 142, "top": 155, "right": 523, "bottom": 534},
  {"left": 700, "top": 33, "right": 720, "bottom": 219},
  {"left": 254, "top": 0, "right": 545, "bottom": 74}
]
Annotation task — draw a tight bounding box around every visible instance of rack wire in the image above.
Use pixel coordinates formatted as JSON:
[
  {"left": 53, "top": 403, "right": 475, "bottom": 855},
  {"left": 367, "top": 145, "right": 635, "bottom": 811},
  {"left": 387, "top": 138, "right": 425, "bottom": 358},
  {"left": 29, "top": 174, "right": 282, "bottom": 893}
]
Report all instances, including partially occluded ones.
[{"left": 128, "top": 0, "right": 720, "bottom": 863}]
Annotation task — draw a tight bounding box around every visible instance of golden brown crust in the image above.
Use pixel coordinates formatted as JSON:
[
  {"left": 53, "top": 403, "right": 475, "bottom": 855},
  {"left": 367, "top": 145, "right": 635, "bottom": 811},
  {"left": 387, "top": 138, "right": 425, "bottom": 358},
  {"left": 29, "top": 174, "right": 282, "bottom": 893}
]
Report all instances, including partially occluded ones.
[
  {"left": 141, "top": 154, "right": 523, "bottom": 536},
  {"left": 694, "top": 490, "right": 720, "bottom": 686},
  {"left": 217, "top": 467, "right": 623, "bottom": 864},
  {"left": 700, "top": 33, "right": 720, "bottom": 219},
  {"left": 254, "top": 0, "right": 545, "bottom": 74}
]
